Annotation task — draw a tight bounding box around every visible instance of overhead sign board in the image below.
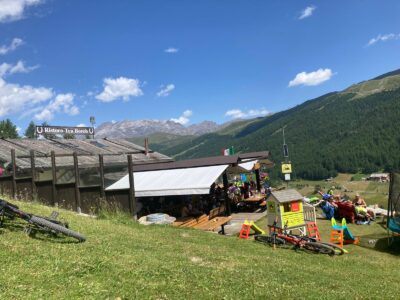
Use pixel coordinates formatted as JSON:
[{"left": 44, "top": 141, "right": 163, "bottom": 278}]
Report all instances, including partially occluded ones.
[
  {"left": 35, "top": 126, "right": 95, "bottom": 136},
  {"left": 281, "top": 163, "right": 292, "bottom": 174}
]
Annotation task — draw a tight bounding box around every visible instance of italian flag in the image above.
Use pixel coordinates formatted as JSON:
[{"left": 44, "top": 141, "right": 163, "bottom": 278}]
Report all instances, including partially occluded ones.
[{"left": 222, "top": 146, "right": 235, "bottom": 156}]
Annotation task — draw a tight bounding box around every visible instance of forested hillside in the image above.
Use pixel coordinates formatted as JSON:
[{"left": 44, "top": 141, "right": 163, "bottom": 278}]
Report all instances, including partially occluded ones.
[{"left": 149, "top": 70, "right": 400, "bottom": 179}]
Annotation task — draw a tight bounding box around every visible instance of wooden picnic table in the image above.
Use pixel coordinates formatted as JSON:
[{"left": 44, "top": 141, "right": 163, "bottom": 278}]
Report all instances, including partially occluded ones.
[{"left": 242, "top": 194, "right": 265, "bottom": 203}]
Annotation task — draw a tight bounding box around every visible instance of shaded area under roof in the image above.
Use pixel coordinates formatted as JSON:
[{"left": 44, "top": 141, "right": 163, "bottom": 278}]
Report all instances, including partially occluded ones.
[{"left": 105, "top": 151, "right": 271, "bottom": 193}]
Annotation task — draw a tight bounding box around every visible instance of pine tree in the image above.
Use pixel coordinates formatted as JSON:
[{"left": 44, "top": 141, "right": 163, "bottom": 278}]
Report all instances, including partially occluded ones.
[
  {"left": 63, "top": 133, "right": 75, "bottom": 139},
  {"left": 25, "top": 121, "right": 36, "bottom": 138},
  {"left": 0, "top": 119, "right": 19, "bottom": 138}
]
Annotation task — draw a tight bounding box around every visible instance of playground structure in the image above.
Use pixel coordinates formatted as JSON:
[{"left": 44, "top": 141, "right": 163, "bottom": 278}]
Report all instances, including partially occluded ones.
[
  {"left": 267, "top": 189, "right": 306, "bottom": 235},
  {"left": 239, "top": 220, "right": 265, "bottom": 239},
  {"left": 330, "top": 218, "right": 359, "bottom": 248}
]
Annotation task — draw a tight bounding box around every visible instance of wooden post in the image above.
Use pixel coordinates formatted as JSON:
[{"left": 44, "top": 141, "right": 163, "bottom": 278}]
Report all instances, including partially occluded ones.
[
  {"left": 127, "top": 154, "right": 136, "bottom": 219},
  {"left": 73, "top": 152, "right": 81, "bottom": 213},
  {"left": 99, "top": 154, "right": 105, "bottom": 199},
  {"left": 11, "top": 149, "right": 17, "bottom": 199},
  {"left": 144, "top": 138, "right": 149, "bottom": 156},
  {"left": 222, "top": 171, "right": 231, "bottom": 216},
  {"left": 30, "top": 150, "right": 37, "bottom": 201},
  {"left": 255, "top": 169, "right": 261, "bottom": 192},
  {"left": 50, "top": 151, "right": 57, "bottom": 206}
]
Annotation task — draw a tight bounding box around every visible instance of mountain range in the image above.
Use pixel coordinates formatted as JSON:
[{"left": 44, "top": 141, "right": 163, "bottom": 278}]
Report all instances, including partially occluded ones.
[
  {"left": 97, "top": 68, "right": 400, "bottom": 180},
  {"left": 95, "top": 120, "right": 225, "bottom": 138}
]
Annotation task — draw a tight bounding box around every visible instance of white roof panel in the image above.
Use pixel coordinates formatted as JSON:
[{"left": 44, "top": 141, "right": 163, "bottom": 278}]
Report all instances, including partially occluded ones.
[
  {"left": 238, "top": 160, "right": 257, "bottom": 171},
  {"left": 106, "top": 165, "right": 229, "bottom": 197}
]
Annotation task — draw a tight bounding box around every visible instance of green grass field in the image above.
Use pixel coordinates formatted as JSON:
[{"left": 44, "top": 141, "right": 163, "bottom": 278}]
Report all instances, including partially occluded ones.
[{"left": 1, "top": 199, "right": 399, "bottom": 299}]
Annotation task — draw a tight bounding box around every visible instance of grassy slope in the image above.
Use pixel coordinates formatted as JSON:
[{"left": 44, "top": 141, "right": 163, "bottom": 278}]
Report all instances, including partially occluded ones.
[
  {"left": 286, "top": 173, "right": 390, "bottom": 208},
  {"left": 1, "top": 199, "right": 399, "bottom": 299}
]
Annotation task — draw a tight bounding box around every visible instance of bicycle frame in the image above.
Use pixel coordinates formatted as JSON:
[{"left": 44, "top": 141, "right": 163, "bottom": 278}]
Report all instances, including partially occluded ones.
[
  {"left": 270, "top": 221, "right": 317, "bottom": 247},
  {"left": 0, "top": 199, "right": 31, "bottom": 223},
  {"left": 0, "top": 199, "right": 66, "bottom": 231}
]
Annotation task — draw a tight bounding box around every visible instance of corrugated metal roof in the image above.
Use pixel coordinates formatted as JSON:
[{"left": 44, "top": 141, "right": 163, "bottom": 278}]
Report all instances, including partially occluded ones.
[
  {"left": 271, "top": 189, "right": 303, "bottom": 203},
  {"left": 0, "top": 138, "right": 172, "bottom": 169}
]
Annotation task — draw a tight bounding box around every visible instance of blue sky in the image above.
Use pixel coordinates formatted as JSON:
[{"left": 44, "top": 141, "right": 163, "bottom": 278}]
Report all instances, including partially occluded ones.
[{"left": 0, "top": 0, "right": 399, "bottom": 133}]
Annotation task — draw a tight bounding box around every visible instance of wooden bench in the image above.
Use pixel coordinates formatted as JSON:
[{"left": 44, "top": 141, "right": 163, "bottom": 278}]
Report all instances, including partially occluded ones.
[
  {"left": 173, "top": 214, "right": 207, "bottom": 228},
  {"left": 193, "top": 216, "right": 232, "bottom": 233},
  {"left": 173, "top": 205, "right": 230, "bottom": 233}
]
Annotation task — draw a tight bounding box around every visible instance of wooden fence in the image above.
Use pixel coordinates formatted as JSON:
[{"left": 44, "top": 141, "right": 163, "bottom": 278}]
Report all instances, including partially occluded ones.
[{"left": 0, "top": 149, "right": 135, "bottom": 215}]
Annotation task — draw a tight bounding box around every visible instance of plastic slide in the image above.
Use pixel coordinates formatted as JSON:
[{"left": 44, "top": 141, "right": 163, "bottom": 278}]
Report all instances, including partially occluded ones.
[
  {"left": 331, "top": 218, "right": 358, "bottom": 243},
  {"left": 250, "top": 222, "right": 265, "bottom": 235},
  {"left": 343, "top": 226, "right": 356, "bottom": 241}
]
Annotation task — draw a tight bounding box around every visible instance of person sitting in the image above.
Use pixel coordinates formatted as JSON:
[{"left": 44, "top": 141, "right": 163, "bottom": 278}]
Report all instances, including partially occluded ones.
[
  {"left": 181, "top": 202, "right": 191, "bottom": 218},
  {"left": 352, "top": 193, "right": 375, "bottom": 220},
  {"left": 321, "top": 196, "right": 338, "bottom": 220},
  {"left": 352, "top": 193, "right": 366, "bottom": 207},
  {"left": 241, "top": 182, "right": 253, "bottom": 199}
]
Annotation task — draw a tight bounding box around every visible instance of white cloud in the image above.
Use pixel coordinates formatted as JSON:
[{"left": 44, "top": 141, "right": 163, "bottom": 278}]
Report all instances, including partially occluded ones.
[
  {"left": 0, "top": 77, "right": 53, "bottom": 117},
  {"left": 0, "top": 60, "right": 38, "bottom": 77},
  {"left": 288, "top": 68, "right": 333, "bottom": 87},
  {"left": 0, "top": 38, "right": 24, "bottom": 55},
  {"left": 0, "top": 0, "right": 43, "bottom": 23},
  {"left": 170, "top": 110, "right": 192, "bottom": 125},
  {"left": 76, "top": 123, "right": 86, "bottom": 127},
  {"left": 367, "top": 33, "right": 400, "bottom": 46},
  {"left": 34, "top": 93, "right": 79, "bottom": 121},
  {"left": 299, "top": 6, "right": 316, "bottom": 20},
  {"left": 157, "top": 84, "right": 175, "bottom": 97},
  {"left": 95, "top": 77, "right": 143, "bottom": 102},
  {"left": 225, "top": 108, "right": 270, "bottom": 119},
  {"left": 164, "top": 47, "right": 179, "bottom": 53},
  {"left": 111, "top": 120, "right": 117, "bottom": 124}
]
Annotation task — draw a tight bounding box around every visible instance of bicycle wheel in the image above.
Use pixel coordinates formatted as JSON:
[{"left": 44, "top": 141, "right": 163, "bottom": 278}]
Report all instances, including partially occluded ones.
[
  {"left": 30, "top": 215, "right": 86, "bottom": 242},
  {"left": 303, "top": 242, "right": 335, "bottom": 255},
  {"left": 255, "top": 235, "right": 287, "bottom": 247},
  {"left": 319, "top": 242, "right": 345, "bottom": 255}
]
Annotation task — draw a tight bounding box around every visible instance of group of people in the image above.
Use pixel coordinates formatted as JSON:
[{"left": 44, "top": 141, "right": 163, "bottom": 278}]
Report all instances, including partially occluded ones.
[
  {"left": 316, "top": 189, "right": 375, "bottom": 222},
  {"left": 180, "top": 183, "right": 226, "bottom": 218},
  {"left": 180, "top": 179, "right": 267, "bottom": 217}
]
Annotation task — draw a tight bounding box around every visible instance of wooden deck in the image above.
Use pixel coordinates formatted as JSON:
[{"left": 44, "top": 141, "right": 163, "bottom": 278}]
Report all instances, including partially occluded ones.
[{"left": 223, "top": 211, "right": 267, "bottom": 235}]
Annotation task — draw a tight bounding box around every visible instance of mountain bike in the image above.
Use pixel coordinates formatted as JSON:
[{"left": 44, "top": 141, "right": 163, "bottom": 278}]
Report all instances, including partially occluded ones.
[
  {"left": 255, "top": 221, "right": 344, "bottom": 255},
  {"left": 0, "top": 199, "right": 85, "bottom": 242}
]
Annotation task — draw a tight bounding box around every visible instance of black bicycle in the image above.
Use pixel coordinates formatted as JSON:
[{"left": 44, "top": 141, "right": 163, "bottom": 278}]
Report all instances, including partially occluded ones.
[{"left": 0, "top": 199, "right": 85, "bottom": 242}]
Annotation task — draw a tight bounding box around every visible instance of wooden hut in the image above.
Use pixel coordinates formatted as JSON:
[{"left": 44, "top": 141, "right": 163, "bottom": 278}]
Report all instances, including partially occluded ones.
[{"left": 267, "top": 189, "right": 306, "bottom": 234}]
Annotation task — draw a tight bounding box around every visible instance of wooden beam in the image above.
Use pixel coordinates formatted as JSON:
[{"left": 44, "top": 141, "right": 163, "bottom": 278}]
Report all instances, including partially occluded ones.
[
  {"left": 255, "top": 169, "right": 261, "bottom": 192},
  {"left": 127, "top": 154, "right": 136, "bottom": 219},
  {"left": 30, "top": 150, "right": 37, "bottom": 201},
  {"left": 99, "top": 154, "right": 105, "bottom": 199},
  {"left": 11, "top": 149, "right": 17, "bottom": 199},
  {"left": 50, "top": 151, "right": 57, "bottom": 206},
  {"left": 73, "top": 152, "right": 81, "bottom": 213},
  {"left": 222, "top": 171, "right": 231, "bottom": 216}
]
